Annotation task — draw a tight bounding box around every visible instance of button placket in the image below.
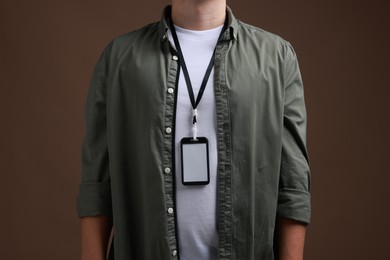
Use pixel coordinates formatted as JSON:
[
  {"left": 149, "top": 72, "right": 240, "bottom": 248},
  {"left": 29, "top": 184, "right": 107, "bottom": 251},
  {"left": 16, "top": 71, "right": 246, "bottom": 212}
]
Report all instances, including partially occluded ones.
[{"left": 162, "top": 47, "right": 179, "bottom": 257}]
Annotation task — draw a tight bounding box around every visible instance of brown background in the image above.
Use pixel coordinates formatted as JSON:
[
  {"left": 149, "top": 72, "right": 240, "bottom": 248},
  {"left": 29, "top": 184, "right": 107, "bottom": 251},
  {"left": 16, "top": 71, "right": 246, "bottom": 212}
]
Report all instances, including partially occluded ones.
[{"left": 0, "top": 0, "right": 389, "bottom": 259}]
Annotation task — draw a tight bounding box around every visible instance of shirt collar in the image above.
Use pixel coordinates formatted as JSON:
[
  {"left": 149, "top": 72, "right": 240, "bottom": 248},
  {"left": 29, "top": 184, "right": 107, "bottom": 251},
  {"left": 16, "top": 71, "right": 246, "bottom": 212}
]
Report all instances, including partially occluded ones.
[{"left": 159, "top": 5, "right": 239, "bottom": 42}]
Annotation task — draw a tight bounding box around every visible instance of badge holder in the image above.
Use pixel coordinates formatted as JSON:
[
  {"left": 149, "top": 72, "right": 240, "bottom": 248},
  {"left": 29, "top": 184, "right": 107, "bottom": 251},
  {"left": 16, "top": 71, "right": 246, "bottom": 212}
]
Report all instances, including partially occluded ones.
[{"left": 180, "top": 136, "right": 210, "bottom": 185}]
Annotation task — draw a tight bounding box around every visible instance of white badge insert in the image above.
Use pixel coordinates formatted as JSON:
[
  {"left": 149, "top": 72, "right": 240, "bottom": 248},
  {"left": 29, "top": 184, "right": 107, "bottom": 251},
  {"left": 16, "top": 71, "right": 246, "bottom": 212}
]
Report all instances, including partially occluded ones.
[{"left": 180, "top": 137, "right": 210, "bottom": 185}]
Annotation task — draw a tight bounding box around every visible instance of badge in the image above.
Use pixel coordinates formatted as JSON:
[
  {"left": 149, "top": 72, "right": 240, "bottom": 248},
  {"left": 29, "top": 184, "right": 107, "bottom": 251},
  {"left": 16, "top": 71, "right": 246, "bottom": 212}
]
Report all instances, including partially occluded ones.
[{"left": 180, "top": 137, "right": 210, "bottom": 185}]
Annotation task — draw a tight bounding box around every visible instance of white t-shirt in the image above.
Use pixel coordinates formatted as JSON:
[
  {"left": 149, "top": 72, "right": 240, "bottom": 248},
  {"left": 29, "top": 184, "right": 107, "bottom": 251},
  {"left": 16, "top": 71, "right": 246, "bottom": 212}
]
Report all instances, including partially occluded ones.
[{"left": 169, "top": 24, "right": 223, "bottom": 260}]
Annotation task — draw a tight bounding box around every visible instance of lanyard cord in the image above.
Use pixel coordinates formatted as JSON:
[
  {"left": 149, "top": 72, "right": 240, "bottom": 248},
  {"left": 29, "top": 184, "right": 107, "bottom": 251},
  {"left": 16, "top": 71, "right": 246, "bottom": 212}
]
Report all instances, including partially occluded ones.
[{"left": 169, "top": 17, "right": 227, "bottom": 127}]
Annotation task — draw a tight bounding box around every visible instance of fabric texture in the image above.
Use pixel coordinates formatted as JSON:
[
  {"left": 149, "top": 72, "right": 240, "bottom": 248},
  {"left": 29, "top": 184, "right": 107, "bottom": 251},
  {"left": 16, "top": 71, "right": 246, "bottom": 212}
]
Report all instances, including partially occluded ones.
[{"left": 77, "top": 5, "right": 311, "bottom": 260}]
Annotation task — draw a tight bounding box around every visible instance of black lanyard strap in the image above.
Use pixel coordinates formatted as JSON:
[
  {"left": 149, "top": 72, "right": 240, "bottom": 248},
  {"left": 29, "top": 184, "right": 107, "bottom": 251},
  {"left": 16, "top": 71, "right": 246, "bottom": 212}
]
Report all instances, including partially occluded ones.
[{"left": 169, "top": 17, "right": 227, "bottom": 124}]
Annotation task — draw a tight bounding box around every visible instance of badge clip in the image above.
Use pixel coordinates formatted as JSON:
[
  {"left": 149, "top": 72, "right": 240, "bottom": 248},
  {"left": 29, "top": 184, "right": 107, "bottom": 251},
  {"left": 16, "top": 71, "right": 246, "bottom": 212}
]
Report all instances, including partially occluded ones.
[{"left": 192, "top": 109, "right": 198, "bottom": 140}]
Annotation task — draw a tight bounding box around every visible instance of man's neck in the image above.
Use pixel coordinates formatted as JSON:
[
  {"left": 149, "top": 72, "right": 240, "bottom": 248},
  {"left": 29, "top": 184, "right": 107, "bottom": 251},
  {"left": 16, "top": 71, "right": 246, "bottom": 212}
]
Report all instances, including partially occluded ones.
[{"left": 171, "top": 0, "right": 226, "bottom": 30}]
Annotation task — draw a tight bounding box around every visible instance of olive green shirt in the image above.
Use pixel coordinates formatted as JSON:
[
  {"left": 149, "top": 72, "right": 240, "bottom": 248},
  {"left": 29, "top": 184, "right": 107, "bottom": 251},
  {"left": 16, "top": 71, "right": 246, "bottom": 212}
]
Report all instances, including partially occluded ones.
[{"left": 77, "top": 6, "right": 311, "bottom": 260}]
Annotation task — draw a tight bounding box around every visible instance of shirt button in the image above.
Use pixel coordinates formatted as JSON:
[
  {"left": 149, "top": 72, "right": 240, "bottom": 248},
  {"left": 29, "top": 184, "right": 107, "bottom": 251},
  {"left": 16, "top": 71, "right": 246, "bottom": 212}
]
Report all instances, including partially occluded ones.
[
  {"left": 167, "top": 207, "right": 174, "bottom": 214},
  {"left": 165, "top": 127, "right": 172, "bottom": 134},
  {"left": 172, "top": 250, "right": 177, "bottom": 256},
  {"left": 172, "top": 55, "right": 178, "bottom": 61},
  {"left": 167, "top": 88, "right": 174, "bottom": 94},
  {"left": 164, "top": 167, "right": 171, "bottom": 174}
]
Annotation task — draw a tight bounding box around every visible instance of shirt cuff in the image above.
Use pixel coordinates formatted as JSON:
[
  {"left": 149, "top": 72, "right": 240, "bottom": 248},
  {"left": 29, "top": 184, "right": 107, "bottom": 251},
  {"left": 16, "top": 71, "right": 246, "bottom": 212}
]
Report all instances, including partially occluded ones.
[
  {"left": 277, "top": 188, "right": 311, "bottom": 224},
  {"left": 77, "top": 182, "right": 112, "bottom": 217}
]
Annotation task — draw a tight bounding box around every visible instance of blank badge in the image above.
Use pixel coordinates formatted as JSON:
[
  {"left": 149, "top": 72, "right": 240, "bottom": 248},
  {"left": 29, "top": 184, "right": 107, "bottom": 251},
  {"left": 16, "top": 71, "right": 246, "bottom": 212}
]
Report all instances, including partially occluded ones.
[{"left": 180, "top": 137, "right": 210, "bottom": 185}]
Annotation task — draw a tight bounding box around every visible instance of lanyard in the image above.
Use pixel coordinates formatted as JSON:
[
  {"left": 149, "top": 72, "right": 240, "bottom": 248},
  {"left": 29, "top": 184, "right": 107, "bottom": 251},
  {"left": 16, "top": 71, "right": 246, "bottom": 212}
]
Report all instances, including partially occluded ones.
[{"left": 169, "top": 17, "right": 227, "bottom": 139}]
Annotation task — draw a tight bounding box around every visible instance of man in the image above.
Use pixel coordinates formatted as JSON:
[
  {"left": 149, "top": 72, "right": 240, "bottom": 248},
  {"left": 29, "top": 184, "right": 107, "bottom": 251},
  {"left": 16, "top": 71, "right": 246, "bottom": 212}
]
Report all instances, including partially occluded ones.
[{"left": 77, "top": 0, "right": 311, "bottom": 259}]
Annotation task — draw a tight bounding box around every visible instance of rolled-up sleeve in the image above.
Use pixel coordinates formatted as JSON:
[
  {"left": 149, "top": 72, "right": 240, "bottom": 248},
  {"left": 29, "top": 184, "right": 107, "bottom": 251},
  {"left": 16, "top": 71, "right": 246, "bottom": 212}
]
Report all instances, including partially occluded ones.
[
  {"left": 77, "top": 45, "right": 112, "bottom": 217},
  {"left": 277, "top": 42, "right": 311, "bottom": 224}
]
